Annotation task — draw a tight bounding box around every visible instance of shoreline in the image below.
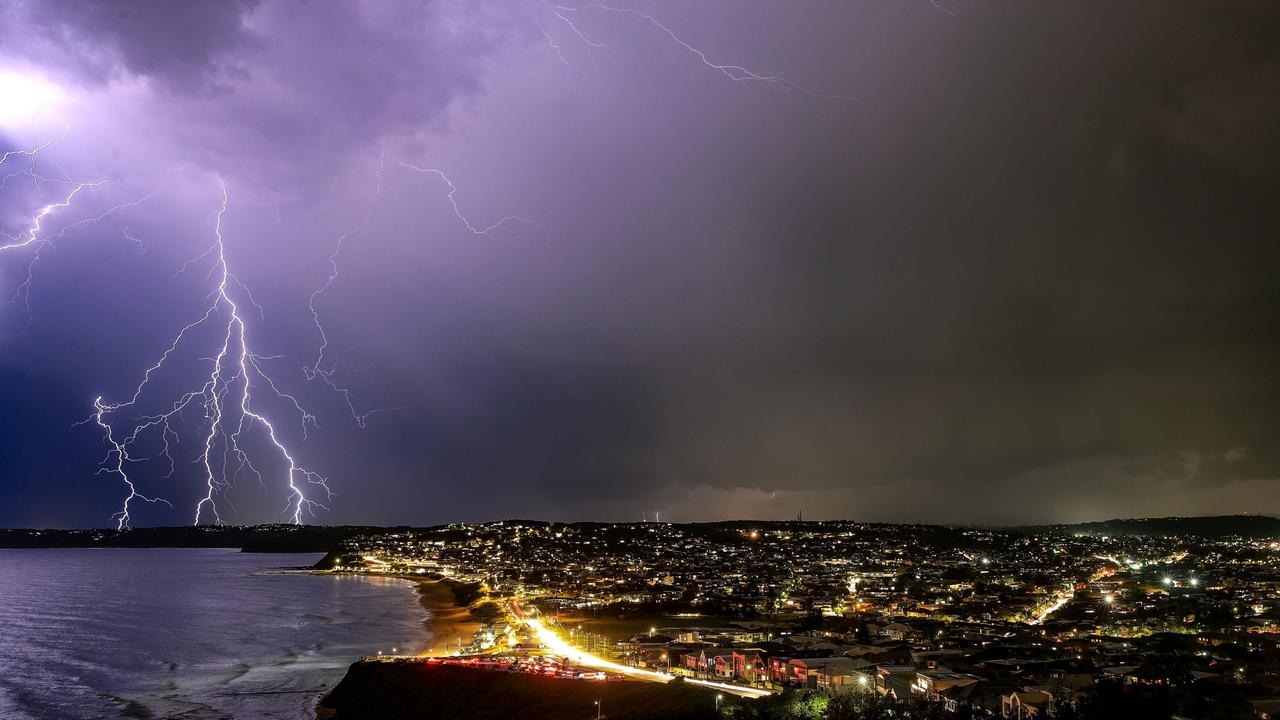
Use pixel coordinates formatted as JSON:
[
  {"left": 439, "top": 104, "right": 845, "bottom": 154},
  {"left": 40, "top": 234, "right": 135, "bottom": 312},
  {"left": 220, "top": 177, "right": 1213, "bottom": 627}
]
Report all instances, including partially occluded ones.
[
  {"left": 309, "top": 571, "right": 485, "bottom": 656},
  {"left": 315, "top": 575, "right": 484, "bottom": 718}
]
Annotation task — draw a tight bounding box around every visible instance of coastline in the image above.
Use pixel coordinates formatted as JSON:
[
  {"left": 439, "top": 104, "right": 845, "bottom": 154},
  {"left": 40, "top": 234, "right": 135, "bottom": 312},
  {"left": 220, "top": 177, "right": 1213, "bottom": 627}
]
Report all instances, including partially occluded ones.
[
  {"left": 315, "top": 576, "right": 484, "bottom": 718},
  {"left": 306, "top": 571, "right": 483, "bottom": 655}
]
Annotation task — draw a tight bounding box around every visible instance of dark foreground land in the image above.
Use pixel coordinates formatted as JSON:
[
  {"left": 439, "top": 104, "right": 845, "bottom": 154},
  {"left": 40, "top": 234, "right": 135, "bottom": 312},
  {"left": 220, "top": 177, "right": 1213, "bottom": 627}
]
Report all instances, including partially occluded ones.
[{"left": 317, "top": 662, "right": 724, "bottom": 720}]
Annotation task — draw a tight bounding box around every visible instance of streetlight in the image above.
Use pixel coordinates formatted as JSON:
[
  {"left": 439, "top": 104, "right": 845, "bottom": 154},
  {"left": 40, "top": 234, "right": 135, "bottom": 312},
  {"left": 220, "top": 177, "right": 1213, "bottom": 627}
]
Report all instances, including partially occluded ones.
[{"left": 716, "top": 694, "right": 723, "bottom": 712}]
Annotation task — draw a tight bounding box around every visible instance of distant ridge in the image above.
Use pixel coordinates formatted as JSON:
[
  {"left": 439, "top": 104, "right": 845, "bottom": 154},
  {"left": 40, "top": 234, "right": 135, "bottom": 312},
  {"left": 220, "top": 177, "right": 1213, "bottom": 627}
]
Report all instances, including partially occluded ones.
[
  {"left": 0, "top": 525, "right": 402, "bottom": 552},
  {"left": 1032, "top": 514, "right": 1280, "bottom": 538},
  {"left": 2, "top": 515, "right": 1275, "bottom": 551}
]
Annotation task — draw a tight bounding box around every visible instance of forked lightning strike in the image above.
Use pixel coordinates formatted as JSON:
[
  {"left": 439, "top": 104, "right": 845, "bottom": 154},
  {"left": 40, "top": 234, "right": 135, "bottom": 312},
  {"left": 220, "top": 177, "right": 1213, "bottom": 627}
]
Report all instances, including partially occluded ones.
[
  {"left": 5, "top": 131, "right": 546, "bottom": 527},
  {"left": 91, "top": 180, "right": 331, "bottom": 528}
]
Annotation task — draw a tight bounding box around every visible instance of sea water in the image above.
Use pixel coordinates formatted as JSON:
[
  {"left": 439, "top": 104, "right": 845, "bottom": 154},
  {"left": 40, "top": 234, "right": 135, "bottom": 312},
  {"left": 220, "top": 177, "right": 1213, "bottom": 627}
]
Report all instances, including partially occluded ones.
[{"left": 0, "top": 548, "right": 428, "bottom": 719}]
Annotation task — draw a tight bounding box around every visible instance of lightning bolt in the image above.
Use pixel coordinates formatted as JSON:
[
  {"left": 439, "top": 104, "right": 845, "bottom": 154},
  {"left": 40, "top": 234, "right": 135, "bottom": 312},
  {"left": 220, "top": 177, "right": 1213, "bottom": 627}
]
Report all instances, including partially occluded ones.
[
  {"left": 92, "top": 397, "right": 174, "bottom": 530},
  {"left": 2, "top": 133, "right": 166, "bottom": 327},
  {"left": 545, "top": 4, "right": 852, "bottom": 100},
  {"left": 303, "top": 230, "right": 392, "bottom": 428},
  {"left": 395, "top": 160, "right": 548, "bottom": 239},
  {"left": 302, "top": 155, "right": 546, "bottom": 428},
  {"left": 92, "top": 180, "right": 330, "bottom": 527},
  {"left": 534, "top": 3, "right": 619, "bottom": 72},
  {"left": 0, "top": 179, "right": 105, "bottom": 253},
  {"left": 0, "top": 125, "right": 70, "bottom": 191},
  {"left": 931, "top": 0, "right": 957, "bottom": 17},
  {"left": 6, "top": 127, "right": 547, "bottom": 527},
  {"left": 532, "top": 11, "right": 578, "bottom": 72}
]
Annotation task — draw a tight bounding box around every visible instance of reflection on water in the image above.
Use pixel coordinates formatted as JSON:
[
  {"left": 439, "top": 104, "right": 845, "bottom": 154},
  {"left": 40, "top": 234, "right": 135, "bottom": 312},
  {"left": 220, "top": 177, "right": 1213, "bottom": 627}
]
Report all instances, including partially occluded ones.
[{"left": 0, "top": 548, "right": 428, "bottom": 719}]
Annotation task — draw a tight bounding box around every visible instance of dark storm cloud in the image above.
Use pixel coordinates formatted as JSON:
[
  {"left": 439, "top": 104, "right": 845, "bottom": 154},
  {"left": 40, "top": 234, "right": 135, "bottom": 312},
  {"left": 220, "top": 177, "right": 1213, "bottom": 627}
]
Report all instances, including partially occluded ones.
[
  {"left": 2, "top": 0, "right": 522, "bottom": 186},
  {"left": 1, "top": 0, "right": 1278, "bottom": 526},
  {"left": 2, "top": 0, "right": 261, "bottom": 91}
]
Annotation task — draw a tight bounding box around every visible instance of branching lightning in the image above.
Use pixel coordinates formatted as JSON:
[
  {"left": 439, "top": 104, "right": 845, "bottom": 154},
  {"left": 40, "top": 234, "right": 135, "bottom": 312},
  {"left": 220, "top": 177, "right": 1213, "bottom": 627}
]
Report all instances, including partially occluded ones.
[
  {"left": 1, "top": 132, "right": 167, "bottom": 326},
  {"left": 4, "top": 129, "right": 545, "bottom": 528},
  {"left": 532, "top": 11, "right": 577, "bottom": 72},
  {"left": 92, "top": 397, "right": 174, "bottom": 530},
  {"left": 88, "top": 180, "right": 332, "bottom": 528},
  {"left": 534, "top": 3, "right": 619, "bottom": 72},
  {"left": 395, "top": 160, "right": 549, "bottom": 240},
  {"left": 542, "top": 3, "right": 852, "bottom": 100},
  {"left": 302, "top": 155, "right": 545, "bottom": 426},
  {"left": 302, "top": 230, "right": 398, "bottom": 429}
]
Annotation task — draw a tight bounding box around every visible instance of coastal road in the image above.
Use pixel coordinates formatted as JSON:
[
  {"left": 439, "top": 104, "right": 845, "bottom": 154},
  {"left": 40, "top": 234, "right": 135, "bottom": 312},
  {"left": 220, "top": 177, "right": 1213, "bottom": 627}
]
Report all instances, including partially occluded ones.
[{"left": 510, "top": 601, "right": 770, "bottom": 699}]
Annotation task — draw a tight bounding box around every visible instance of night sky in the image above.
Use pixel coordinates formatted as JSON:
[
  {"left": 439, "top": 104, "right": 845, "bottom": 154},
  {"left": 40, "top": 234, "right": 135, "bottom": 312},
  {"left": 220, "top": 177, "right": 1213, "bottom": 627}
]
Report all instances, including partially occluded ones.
[{"left": 1, "top": 1, "right": 1278, "bottom": 528}]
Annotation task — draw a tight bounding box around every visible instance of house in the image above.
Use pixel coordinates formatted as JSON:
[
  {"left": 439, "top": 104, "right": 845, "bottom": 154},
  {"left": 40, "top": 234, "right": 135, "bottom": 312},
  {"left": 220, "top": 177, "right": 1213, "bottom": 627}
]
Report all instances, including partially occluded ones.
[
  {"left": 784, "top": 657, "right": 859, "bottom": 690},
  {"left": 815, "top": 658, "right": 876, "bottom": 692},
  {"left": 1002, "top": 690, "right": 1052, "bottom": 718},
  {"left": 914, "top": 670, "right": 981, "bottom": 699},
  {"left": 876, "top": 666, "right": 918, "bottom": 700},
  {"left": 731, "top": 648, "right": 768, "bottom": 685},
  {"left": 694, "top": 649, "right": 736, "bottom": 679}
]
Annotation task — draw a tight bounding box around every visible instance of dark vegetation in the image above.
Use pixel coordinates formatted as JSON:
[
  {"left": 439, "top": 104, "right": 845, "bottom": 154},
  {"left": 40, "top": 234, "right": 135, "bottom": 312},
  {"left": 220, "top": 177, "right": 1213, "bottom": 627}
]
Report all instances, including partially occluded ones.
[
  {"left": 444, "top": 580, "right": 503, "bottom": 622},
  {"left": 470, "top": 600, "right": 504, "bottom": 624},
  {"left": 450, "top": 581, "right": 485, "bottom": 606},
  {"left": 717, "top": 681, "right": 1263, "bottom": 720}
]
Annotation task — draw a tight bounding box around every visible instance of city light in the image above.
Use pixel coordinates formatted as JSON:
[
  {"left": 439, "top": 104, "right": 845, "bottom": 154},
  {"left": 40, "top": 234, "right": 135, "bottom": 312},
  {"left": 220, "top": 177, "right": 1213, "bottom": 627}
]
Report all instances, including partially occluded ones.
[{"left": 330, "top": 519, "right": 1261, "bottom": 713}]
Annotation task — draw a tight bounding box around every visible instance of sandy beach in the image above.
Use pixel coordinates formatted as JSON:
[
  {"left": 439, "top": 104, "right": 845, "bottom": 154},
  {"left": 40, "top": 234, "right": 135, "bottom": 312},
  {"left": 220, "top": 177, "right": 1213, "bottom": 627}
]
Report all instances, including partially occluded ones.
[{"left": 414, "top": 580, "right": 484, "bottom": 656}]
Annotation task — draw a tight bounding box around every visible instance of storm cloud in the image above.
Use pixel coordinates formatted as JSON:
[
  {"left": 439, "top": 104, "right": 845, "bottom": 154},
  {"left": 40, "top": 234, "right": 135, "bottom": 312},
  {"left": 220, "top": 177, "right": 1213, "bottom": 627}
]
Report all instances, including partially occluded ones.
[{"left": 1, "top": 0, "right": 1278, "bottom": 527}]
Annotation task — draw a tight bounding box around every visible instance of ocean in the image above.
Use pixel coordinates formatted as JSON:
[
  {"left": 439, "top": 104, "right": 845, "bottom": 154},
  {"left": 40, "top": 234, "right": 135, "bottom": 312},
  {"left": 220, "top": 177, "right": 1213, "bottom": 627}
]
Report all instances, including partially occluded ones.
[{"left": 0, "top": 548, "right": 430, "bottom": 719}]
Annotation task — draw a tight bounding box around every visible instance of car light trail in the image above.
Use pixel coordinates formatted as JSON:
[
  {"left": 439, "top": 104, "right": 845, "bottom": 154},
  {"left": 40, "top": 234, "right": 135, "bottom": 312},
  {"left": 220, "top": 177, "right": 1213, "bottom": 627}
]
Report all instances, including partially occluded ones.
[
  {"left": 520, "top": 613, "right": 770, "bottom": 698},
  {"left": 1028, "top": 591, "right": 1072, "bottom": 626}
]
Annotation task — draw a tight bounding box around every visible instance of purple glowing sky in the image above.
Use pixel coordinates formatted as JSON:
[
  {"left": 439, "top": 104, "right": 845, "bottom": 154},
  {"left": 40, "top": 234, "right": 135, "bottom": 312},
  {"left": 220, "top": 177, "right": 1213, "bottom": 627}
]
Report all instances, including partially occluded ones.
[{"left": 1, "top": 1, "right": 1278, "bottom": 527}]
